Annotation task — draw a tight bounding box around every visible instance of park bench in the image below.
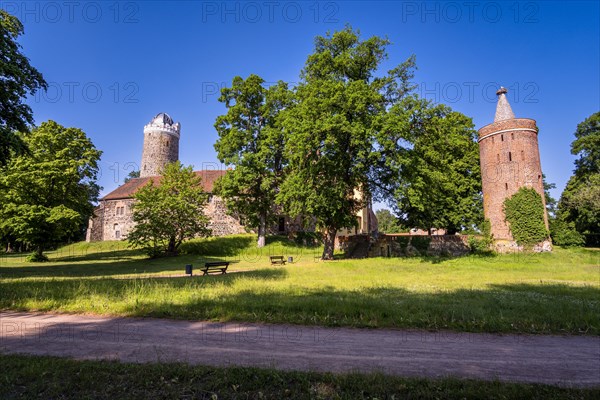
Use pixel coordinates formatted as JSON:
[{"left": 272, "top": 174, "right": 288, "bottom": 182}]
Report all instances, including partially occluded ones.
[
  {"left": 270, "top": 255, "right": 286, "bottom": 265},
  {"left": 201, "top": 261, "right": 229, "bottom": 275}
]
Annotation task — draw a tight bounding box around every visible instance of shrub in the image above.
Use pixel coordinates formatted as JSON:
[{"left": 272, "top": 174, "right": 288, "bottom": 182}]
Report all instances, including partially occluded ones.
[
  {"left": 293, "top": 231, "right": 321, "bottom": 247},
  {"left": 410, "top": 236, "right": 432, "bottom": 253},
  {"left": 503, "top": 187, "right": 549, "bottom": 248},
  {"left": 26, "top": 252, "right": 49, "bottom": 262},
  {"left": 469, "top": 219, "right": 494, "bottom": 254},
  {"left": 550, "top": 218, "right": 585, "bottom": 247}
]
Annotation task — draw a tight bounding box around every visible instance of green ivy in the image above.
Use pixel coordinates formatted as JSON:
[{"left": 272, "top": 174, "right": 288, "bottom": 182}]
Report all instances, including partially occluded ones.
[
  {"left": 503, "top": 187, "right": 549, "bottom": 247},
  {"left": 410, "top": 236, "right": 432, "bottom": 253}
]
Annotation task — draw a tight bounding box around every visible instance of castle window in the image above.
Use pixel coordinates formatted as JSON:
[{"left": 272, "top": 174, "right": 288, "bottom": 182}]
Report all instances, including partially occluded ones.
[
  {"left": 278, "top": 217, "right": 285, "bottom": 233},
  {"left": 497, "top": 153, "right": 500, "bottom": 162},
  {"left": 505, "top": 183, "right": 508, "bottom": 190},
  {"left": 521, "top": 150, "right": 525, "bottom": 161},
  {"left": 508, "top": 152, "right": 512, "bottom": 161},
  {"left": 114, "top": 223, "right": 120, "bottom": 240},
  {"left": 538, "top": 175, "right": 541, "bottom": 182},
  {"left": 166, "top": 140, "right": 169, "bottom": 147},
  {"left": 511, "top": 132, "right": 514, "bottom": 140},
  {"left": 491, "top": 136, "right": 494, "bottom": 143},
  {"left": 501, "top": 134, "right": 504, "bottom": 141}
]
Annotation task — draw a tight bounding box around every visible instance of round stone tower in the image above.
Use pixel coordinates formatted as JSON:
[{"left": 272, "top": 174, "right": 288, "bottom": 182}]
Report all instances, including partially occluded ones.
[
  {"left": 477, "top": 87, "right": 548, "bottom": 244},
  {"left": 140, "top": 112, "right": 180, "bottom": 177}
]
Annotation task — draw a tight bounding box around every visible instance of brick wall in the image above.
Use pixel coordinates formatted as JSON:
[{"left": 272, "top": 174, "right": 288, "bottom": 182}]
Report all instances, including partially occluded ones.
[{"left": 478, "top": 118, "right": 548, "bottom": 241}]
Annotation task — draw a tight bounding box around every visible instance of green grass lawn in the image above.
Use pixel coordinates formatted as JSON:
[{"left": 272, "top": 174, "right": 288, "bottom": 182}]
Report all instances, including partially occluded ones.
[
  {"left": 1, "top": 354, "right": 597, "bottom": 399},
  {"left": 1, "top": 235, "right": 598, "bottom": 334}
]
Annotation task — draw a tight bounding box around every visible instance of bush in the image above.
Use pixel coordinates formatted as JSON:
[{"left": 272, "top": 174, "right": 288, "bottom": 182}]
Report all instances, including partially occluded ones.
[
  {"left": 550, "top": 218, "right": 585, "bottom": 247},
  {"left": 469, "top": 219, "right": 494, "bottom": 254},
  {"left": 292, "top": 231, "right": 321, "bottom": 247},
  {"left": 410, "top": 236, "right": 432, "bottom": 253},
  {"left": 468, "top": 236, "right": 493, "bottom": 254},
  {"left": 503, "top": 188, "right": 549, "bottom": 247},
  {"left": 26, "top": 252, "right": 49, "bottom": 262}
]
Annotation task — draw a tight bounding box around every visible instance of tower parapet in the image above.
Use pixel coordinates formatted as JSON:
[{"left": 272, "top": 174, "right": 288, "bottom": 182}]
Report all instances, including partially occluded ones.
[
  {"left": 140, "top": 112, "right": 180, "bottom": 177},
  {"left": 477, "top": 87, "right": 549, "bottom": 248}
]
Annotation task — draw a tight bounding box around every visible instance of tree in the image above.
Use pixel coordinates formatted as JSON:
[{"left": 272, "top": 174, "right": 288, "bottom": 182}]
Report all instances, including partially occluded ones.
[
  {"left": 375, "top": 209, "right": 403, "bottom": 233},
  {"left": 542, "top": 174, "right": 557, "bottom": 218},
  {"left": 376, "top": 97, "right": 482, "bottom": 234},
  {"left": 0, "top": 10, "right": 47, "bottom": 165},
  {"left": 557, "top": 112, "right": 600, "bottom": 243},
  {"left": 571, "top": 112, "right": 599, "bottom": 177},
  {"left": 124, "top": 170, "right": 140, "bottom": 183},
  {"left": 128, "top": 162, "right": 211, "bottom": 257},
  {"left": 278, "top": 26, "right": 408, "bottom": 259},
  {"left": 213, "top": 75, "right": 290, "bottom": 248},
  {"left": 0, "top": 121, "right": 101, "bottom": 260}
]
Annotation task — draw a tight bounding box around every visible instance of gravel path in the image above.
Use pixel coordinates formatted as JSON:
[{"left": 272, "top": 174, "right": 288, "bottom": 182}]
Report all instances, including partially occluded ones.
[{"left": 1, "top": 311, "right": 598, "bottom": 387}]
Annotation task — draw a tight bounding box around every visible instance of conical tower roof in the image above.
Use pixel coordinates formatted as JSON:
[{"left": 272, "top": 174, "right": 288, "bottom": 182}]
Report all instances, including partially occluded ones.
[{"left": 494, "top": 87, "right": 515, "bottom": 122}]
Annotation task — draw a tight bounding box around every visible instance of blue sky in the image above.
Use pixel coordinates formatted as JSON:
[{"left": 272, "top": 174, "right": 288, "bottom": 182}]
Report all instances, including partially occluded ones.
[{"left": 5, "top": 0, "right": 599, "bottom": 205}]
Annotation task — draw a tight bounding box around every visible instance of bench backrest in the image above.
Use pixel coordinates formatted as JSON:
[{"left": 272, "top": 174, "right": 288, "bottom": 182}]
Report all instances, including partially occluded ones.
[
  {"left": 270, "top": 256, "right": 284, "bottom": 260},
  {"left": 204, "top": 262, "right": 229, "bottom": 268}
]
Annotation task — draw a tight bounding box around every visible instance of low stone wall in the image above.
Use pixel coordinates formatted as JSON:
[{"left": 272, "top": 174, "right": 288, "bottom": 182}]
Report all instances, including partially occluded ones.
[
  {"left": 338, "top": 234, "right": 471, "bottom": 257},
  {"left": 371, "top": 234, "right": 471, "bottom": 257}
]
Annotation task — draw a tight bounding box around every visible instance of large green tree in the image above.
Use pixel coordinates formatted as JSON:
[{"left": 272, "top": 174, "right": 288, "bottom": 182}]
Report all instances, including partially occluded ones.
[
  {"left": 0, "top": 121, "right": 101, "bottom": 260},
  {"left": 557, "top": 112, "right": 600, "bottom": 243},
  {"left": 278, "top": 26, "right": 414, "bottom": 259},
  {"left": 213, "top": 75, "right": 290, "bottom": 247},
  {"left": 375, "top": 209, "right": 404, "bottom": 233},
  {"left": 376, "top": 97, "right": 482, "bottom": 234},
  {"left": 0, "top": 10, "right": 47, "bottom": 165},
  {"left": 128, "top": 162, "right": 211, "bottom": 257}
]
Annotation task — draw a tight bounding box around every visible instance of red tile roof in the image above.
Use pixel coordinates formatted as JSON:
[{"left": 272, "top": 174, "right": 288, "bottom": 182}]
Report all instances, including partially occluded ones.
[{"left": 102, "top": 170, "right": 227, "bottom": 201}]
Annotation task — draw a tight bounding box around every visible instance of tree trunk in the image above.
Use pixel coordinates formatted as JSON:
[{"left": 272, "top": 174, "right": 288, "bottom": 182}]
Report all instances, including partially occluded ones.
[
  {"left": 167, "top": 236, "right": 177, "bottom": 256},
  {"left": 322, "top": 227, "right": 337, "bottom": 260},
  {"left": 257, "top": 213, "right": 266, "bottom": 248}
]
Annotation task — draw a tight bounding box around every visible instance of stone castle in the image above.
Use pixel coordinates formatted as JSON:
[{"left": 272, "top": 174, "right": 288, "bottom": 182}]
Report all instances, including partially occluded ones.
[
  {"left": 88, "top": 88, "right": 549, "bottom": 252},
  {"left": 86, "top": 113, "right": 376, "bottom": 242},
  {"left": 478, "top": 87, "right": 550, "bottom": 250}
]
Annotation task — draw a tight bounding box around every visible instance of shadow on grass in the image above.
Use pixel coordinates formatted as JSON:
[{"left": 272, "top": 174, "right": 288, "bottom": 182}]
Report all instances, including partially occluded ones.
[
  {"left": 1, "top": 274, "right": 598, "bottom": 334},
  {"left": 0, "top": 254, "right": 204, "bottom": 279},
  {"left": 118, "top": 282, "right": 599, "bottom": 333}
]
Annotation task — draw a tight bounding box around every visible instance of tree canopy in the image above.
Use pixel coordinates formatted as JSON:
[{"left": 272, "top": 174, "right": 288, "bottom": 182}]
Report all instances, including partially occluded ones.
[
  {"left": 213, "top": 75, "right": 290, "bottom": 247},
  {"left": 556, "top": 111, "right": 600, "bottom": 244},
  {"left": 0, "top": 121, "right": 101, "bottom": 260},
  {"left": 128, "top": 162, "right": 211, "bottom": 257},
  {"left": 0, "top": 10, "right": 47, "bottom": 165},
  {"left": 375, "top": 209, "right": 404, "bottom": 233},
  {"left": 278, "top": 26, "right": 402, "bottom": 259},
  {"left": 376, "top": 98, "right": 482, "bottom": 234}
]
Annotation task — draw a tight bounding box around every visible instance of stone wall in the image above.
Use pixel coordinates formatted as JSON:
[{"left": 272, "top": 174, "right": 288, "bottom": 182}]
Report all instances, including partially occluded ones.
[
  {"left": 205, "top": 195, "right": 246, "bottom": 236},
  {"left": 87, "top": 199, "right": 137, "bottom": 241},
  {"left": 338, "top": 234, "right": 471, "bottom": 257},
  {"left": 140, "top": 131, "right": 179, "bottom": 177},
  {"left": 86, "top": 204, "right": 104, "bottom": 242}
]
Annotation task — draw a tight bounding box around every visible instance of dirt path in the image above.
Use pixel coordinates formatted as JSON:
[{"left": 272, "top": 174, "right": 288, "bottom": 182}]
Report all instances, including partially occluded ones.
[{"left": 1, "top": 311, "right": 598, "bottom": 387}]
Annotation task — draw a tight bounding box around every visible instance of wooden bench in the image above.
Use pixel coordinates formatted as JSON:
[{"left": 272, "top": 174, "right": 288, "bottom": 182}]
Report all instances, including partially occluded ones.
[
  {"left": 270, "top": 255, "right": 286, "bottom": 265},
  {"left": 201, "top": 261, "right": 229, "bottom": 275}
]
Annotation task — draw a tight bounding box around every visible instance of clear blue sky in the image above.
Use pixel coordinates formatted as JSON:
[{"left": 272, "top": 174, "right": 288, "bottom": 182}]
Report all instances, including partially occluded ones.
[{"left": 6, "top": 0, "right": 599, "bottom": 204}]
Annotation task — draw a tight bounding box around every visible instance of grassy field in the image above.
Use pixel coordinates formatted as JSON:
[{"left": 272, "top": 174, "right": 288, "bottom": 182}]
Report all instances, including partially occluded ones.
[
  {"left": 1, "top": 354, "right": 598, "bottom": 399},
  {"left": 0, "top": 235, "right": 598, "bottom": 334}
]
